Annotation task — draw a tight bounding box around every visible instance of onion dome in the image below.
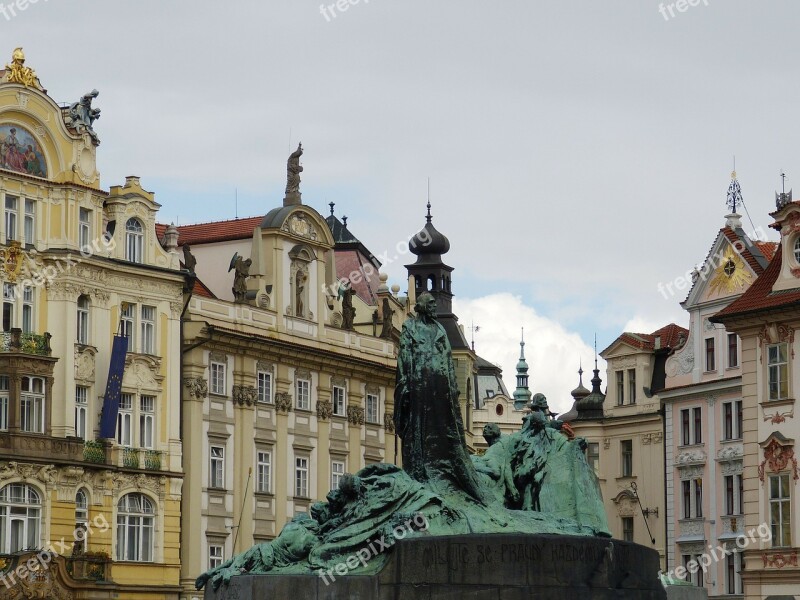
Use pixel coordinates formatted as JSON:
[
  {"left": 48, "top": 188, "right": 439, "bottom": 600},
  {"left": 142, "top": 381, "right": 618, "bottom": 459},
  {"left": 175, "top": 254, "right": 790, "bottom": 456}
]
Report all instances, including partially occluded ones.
[
  {"left": 409, "top": 202, "right": 450, "bottom": 262},
  {"left": 575, "top": 358, "right": 605, "bottom": 420},
  {"left": 571, "top": 365, "right": 590, "bottom": 402}
]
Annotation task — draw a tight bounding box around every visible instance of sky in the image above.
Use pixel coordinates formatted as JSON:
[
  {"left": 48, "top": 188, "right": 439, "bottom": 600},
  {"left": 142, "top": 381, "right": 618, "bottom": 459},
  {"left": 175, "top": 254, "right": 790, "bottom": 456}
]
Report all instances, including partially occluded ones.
[{"left": 7, "top": 0, "right": 800, "bottom": 413}]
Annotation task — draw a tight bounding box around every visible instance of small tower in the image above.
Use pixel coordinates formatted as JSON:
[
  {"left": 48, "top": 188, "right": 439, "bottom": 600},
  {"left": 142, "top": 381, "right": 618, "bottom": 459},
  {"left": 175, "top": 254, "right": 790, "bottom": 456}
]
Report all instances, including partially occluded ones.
[
  {"left": 576, "top": 347, "right": 605, "bottom": 420},
  {"left": 512, "top": 328, "right": 532, "bottom": 410},
  {"left": 570, "top": 363, "right": 590, "bottom": 403}
]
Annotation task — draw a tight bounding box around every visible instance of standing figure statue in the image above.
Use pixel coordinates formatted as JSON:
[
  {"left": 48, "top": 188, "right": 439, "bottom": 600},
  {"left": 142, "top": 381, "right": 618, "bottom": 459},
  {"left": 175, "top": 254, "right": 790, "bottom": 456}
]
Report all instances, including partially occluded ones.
[
  {"left": 340, "top": 283, "right": 356, "bottom": 330},
  {"left": 67, "top": 90, "right": 101, "bottom": 143},
  {"left": 380, "top": 297, "right": 393, "bottom": 339},
  {"left": 285, "top": 143, "right": 303, "bottom": 195},
  {"left": 229, "top": 253, "right": 252, "bottom": 303},
  {"left": 183, "top": 244, "right": 197, "bottom": 274},
  {"left": 394, "top": 292, "right": 490, "bottom": 504}
]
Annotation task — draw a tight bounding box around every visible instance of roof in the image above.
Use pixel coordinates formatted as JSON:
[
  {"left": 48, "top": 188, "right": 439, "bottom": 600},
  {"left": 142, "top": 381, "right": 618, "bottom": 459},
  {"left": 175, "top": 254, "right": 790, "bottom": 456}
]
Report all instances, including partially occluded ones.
[
  {"left": 335, "top": 249, "right": 380, "bottom": 305},
  {"left": 713, "top": 244, "right": 800, "bottom": 320},
  {"left": 755, "top": 240, "right": 778, "bottom": 261},
  {"left": 607, "top": 323, "right": 689, "bottom": 354},
  {"left": 325, "top": 214, "right": 359, "bottom": 244},
  {"left": 156, "top": 217, "right": 262, "bottom": 246},
  {"left": 192, "top": 277, "right": 216, "bottom": 299}
]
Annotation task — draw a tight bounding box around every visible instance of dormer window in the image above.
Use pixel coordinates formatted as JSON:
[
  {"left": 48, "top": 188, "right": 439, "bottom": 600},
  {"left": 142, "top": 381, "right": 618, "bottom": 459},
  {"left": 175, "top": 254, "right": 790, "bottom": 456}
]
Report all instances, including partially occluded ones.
[
  {"left": 793, "top": 237, "right": 800, "bottom": 264},
  {"left": 125, "top": 218, "right": 144, "bottom": 263}
]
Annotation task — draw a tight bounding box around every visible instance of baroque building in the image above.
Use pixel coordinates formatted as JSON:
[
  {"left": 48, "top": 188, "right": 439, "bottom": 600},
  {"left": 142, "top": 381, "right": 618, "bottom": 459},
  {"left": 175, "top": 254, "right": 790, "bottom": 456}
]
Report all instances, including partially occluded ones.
[{"left": 0, "top": 50, "right": 186, "bottom": 599}]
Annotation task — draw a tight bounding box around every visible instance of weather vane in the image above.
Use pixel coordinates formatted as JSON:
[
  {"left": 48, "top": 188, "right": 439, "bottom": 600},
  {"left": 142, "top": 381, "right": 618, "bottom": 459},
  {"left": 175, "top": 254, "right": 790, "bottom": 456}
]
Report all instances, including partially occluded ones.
[
  {"left": 726, "top": 170, "right": 743, "bottom": 214},
  {"left": 469, "top": 321, "right": 481, "bottom": 351}
]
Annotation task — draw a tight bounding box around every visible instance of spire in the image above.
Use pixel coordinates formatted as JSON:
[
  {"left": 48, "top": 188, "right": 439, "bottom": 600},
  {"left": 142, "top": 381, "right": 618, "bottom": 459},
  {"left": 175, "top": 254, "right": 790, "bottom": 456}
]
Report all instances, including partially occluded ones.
[
  {"left": 776, "top": 170, "right": 793, "bottom": 210},
  {"left": 726, "top": 170, "right": 743, "bottom": 215},
  {"left": 513, "top": 327, "right": 532, "bottom": 410},
  {"left": 329, "top": 201, "right": 335, "bottom": 216},
  {"left": 575, "top": 334, "right": 605, "bottom": 420},
  {"left": 571, "top": 360, "right": 590, "bottom": 401},
  {"left": 426, "top": 200, "right": 432, "bottom": 224}
]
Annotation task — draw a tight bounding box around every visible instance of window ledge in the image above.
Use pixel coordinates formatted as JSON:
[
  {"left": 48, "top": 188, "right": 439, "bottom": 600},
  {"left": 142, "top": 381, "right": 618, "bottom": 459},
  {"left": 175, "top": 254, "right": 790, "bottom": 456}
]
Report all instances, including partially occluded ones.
[
  {"left": 760, "top": 398, "right": 795, "bottom": 408},
  {"left": 254, "top": 491, "right": 274, "bottom": 498},
  {"left": 616, "top": 475, "right": 637, "bottom": 481}
]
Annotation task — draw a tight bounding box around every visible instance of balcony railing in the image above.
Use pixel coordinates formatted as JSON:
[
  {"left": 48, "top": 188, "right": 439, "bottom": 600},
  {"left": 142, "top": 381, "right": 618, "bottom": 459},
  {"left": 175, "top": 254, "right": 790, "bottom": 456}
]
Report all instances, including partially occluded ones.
[
  {"left": 0, "top": 329, "right": 52, "bottom": 356},
  {"left": 144, "top": 449, "right": 162, "bottom": 471},
  {"left": 122, "top": 447, "right": 140, "bottom": 469},
  {"left": 83, "top": 440, "right": 106, "bottom": 464}
]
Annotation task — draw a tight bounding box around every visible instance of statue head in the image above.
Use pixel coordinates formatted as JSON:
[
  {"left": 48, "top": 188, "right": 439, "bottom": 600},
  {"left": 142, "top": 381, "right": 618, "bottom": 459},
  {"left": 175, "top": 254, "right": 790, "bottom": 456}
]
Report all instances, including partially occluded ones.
[
  {"left": 415, "top": 292, "right": 437, "bottom": 318},
  {"left": 530, "top": 393, "right": 548, "bottom": 412},
  {"left": 483, "top": 423, "right": 501, "bottom": 446}
]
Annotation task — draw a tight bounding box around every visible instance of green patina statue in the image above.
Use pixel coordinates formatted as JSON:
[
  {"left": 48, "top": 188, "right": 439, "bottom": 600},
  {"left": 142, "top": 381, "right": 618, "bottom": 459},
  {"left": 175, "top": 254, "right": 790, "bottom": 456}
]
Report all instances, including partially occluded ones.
[{"left": 195, "top": 292, "right": 610, "bottom": 591}]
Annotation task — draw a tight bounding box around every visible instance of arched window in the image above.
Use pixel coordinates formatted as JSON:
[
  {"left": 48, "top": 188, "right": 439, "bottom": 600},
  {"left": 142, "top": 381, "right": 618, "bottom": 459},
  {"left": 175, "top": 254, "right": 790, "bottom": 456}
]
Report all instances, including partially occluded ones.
[
  {"left": 116, "top": 493, "right": 154, "bottom": 562},
  {"left": 76, "top": 489, "right": 88, "bottom": 527},
  {"left": 77, "top": 295, "right": 90, "bottom": 344},
  {"left": 0, "top": 484, "right": 41, "bottom": 553},
  {"left": 794, "top": 237, "right": 800, "bottom": 264},
  {"left": 125, "top": 219, "right": 144, "bottom": 263}
]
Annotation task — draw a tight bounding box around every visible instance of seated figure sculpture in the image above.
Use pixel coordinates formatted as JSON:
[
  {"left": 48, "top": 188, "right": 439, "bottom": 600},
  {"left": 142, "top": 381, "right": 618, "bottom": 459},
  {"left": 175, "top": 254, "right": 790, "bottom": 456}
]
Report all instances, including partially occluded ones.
[{"left": 195, "top": 294, "right": 609, "bottom": 591}]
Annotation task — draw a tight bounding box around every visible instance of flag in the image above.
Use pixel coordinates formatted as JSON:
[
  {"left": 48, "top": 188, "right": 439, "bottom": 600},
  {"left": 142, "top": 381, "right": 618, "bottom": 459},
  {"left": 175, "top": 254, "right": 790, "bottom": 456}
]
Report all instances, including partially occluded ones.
[{"left": 99, "top": 335, "right": 129, "bottom": 439}]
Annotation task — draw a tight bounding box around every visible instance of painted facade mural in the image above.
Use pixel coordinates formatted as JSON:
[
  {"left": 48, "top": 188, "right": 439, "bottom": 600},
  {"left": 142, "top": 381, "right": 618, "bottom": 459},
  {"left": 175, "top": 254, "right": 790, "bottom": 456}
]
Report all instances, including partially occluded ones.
[{"left": 0, "top": 124, "right": 46, "bottom": 177}]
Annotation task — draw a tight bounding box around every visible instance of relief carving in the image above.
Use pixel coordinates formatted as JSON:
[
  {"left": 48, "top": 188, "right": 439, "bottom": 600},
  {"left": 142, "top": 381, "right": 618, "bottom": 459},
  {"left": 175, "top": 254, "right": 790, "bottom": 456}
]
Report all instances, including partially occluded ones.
[
  {"left": 347, "top": 404, "right": 365, "bottom": 426},
  {"left": 232, "top": 385, "right": 257, "bottom": 407},
  {"left": 275, "top": 392, "right": 292, "bottom": 413},
  {"left": 184, "top": 377, "right": 208, "bottom": 399},
  {"left": 316, "top": 400, "right": 332, "bottom": 421}
]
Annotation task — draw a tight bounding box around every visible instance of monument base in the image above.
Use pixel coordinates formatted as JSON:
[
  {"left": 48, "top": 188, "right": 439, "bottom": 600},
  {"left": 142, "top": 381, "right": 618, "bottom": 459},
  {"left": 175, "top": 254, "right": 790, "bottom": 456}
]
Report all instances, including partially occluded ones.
[{"left": 204, "top": 533, "right": 667, "bottom": 599}]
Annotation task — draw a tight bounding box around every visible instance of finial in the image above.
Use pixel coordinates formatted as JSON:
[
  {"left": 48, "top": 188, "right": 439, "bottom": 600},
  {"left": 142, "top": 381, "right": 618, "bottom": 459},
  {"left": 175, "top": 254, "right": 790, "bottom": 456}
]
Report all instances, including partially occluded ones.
[
  {"left": 782, "top": 170, "right": 787, "bottom": 194},
  {"left": 727, "top": 169, "right": 743, "bottom": 214},
  {"left": 594, "top": 334, "right": 598, "bottom": 370},
  {"left": 776, "top": 171, "right": 793, "bottom": 210},
  {"left": 329, "top": 202, "right": 335, "bottom": 216},
  {"left": 342, "top": 215, "right": 348, "bottom": 226},
  {"left": 426, "top": 201, "right": 432, "bottom": 224},
  {"left": 579, "top": 359, "right": 584, "bottom": 383}
]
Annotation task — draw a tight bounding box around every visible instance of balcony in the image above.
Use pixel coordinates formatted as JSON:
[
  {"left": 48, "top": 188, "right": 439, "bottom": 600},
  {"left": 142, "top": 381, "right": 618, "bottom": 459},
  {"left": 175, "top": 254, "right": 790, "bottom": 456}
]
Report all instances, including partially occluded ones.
[
  {"left": 122, "top": 447, "right": 140, "bottom": 469},
  {"left": 144, "top": 449, "right": 162, "bottom": 471},
  {"left": 66, "top": 552, "right": 111, "bottom": 582},
  {"left": 83, "top": 440, "right": 106, "bottom": 464},
  {"left": 0, "top": 329, "right": 52, "bottom": 356}
]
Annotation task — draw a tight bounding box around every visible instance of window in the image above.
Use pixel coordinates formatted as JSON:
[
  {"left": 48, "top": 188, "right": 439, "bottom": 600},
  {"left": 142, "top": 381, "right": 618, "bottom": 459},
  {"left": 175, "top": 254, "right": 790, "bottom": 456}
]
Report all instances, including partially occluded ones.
[
  {"left": 121, "top": 304, "right": 136, "bottom": 349},
  {"left": 75, "top": 386, "right": 88, "bottom": 440},
  {"left": 725, "top": 475, "right": 735, "bottom": 516},
  {"left": 257, "top": 371, "right": 272, "bottom": 404},
  {"left": 209, "top": 545, "right": 224, "bottom": 570},
  {"left": 680, "top": 407, "right": 702, "bottom": 445},
  {"left": 366, "top": 392, "right": 379, "bottom": 424},
  {"left": 210, "top": 446, "right": 225, "bottom": 489},
  {"left": 125, "top": 218, "right": 144, "bottom": 263},
  {"left": 75, "top": 489, "right": 88, "bottom": 527},
  {"left": 20, "top": 376, "right": 45, "bottom": 433},
  {"left": 117, "top": 394, "right": 133, "bottom": 446},
  {"left": 795, "top": 237, "right": 800, "bottom": 264},
  {"left": 738, "top": 473, "right": 743, "bottom": 517},
  {"left": 296, "top": 377, "right": 310, "bottom": 411},
  {"left": 23, "top": 199, "right": 34, "bottom": 245},
  {"left": 723, "top": 400, "right": 743, "bottom": 440},
  {"left": 616, "top": 371, "right": 624, "bottom": 406},
  {"left": 621, "top": 516, "right": 634, "bottom": 542},
  {"left": 723, "top": 473, "right": 743, "bottom": 516},
  {"left": 0, "top": 376, "right": 8, "bottom": 431},
  {"left": 295, "top": 457, "right": 309, "bottom": 498},
  {"left": 728, "top": 333, "right": 739, "bottom": 368},
  {"left": 256, "top": 451, "right": 271, "bottom": 494},
  {"left": 140, "top": 306, "right": 155, "bottom": 355},
  {"left": 2, "top": 283, "right": 14, "bottom": 332},
  {"left": 682, "top": 478, "right": 703, "bottom": 518},
  {"left": 139, "top": 395, "right": 155, "bottom": 449},
  {"left": 77, "top": 295, "right": 90, "bottom": 344},
  {"left": 21, "top": 286, "right": 33, "bottom": 333},
  {"left": 79, "top": 208, "right": 91, "bottom": 249},
  {"left": 620, "top": 439, "right": 633, "bottom": 477},
  {"left": 705, "top": 338, "right": 715, "bottom": 372},
  {"left": 4, "top": 196, "right": 17, "bottom": 242},
  {"left": 627, "top": 369, "right": 636, "bottom": 404},
  {"left": 0, "top": 484, "right": 41, "bottom": 553},
  {"left": 725, "top": 550, "right": 742, "bottom": 595},
  {"left": 332, "top": 385, "right": 346, "bottom": 417},
  {"left": 770, "top": 473, "right": 791, "bottom": 547},
  {"left": 210, "top": 360, "right": 226, "bottom": 395},
  {"left": 682, "top": 553, "right": 705, "bottom": 587},
  {"left": 331, "top": 460, "right": 345, "bottom": 492},
  {"left": 586, "top": 442, "right": 600, "bottom": 473},
  {"left": 768, "top": 343, "right": 789, "bottom": 401},
  {"left": 116, "top": 493, "right": 154, "bottom": 562}
]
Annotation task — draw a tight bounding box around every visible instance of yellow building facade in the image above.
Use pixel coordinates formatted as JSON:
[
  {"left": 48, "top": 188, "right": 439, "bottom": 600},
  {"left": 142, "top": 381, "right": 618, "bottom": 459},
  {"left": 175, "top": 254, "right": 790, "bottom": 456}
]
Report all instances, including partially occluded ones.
[{"left": 0, "top": 49, "right": 185, "bottom": 599}]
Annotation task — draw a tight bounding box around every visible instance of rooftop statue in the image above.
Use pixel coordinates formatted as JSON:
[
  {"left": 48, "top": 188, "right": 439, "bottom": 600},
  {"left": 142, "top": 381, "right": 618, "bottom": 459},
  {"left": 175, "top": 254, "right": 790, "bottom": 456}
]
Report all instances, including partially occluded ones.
[
  {"left": 229, "top": 253, "right": 251, "bottom": 303},
  {"left": 66, "top": 89, "right": 101, "bottom": 143},
  {"left": 195, "top": 294, "right": 610, "bottom": 591},
  {"left": 285, "top": 143, "right": 303, "bottom": 195},
  {"left": 4, "top": 48, "right": 40, "bottom": 89}
]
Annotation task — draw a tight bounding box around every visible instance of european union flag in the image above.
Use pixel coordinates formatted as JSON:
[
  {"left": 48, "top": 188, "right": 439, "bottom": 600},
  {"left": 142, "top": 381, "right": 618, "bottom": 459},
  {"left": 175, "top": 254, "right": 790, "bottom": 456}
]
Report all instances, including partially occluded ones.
[{"left": 99, "top": 335, "right": 129, "bottom": 439}]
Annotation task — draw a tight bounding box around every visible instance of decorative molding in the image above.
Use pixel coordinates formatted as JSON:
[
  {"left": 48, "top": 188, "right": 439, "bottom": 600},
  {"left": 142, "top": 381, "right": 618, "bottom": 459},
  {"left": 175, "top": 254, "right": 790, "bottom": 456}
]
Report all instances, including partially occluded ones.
[
  {"left": 666, "top": 328, "right": 694, "bottom": 377},
  {"left": 316, "top": 400, "right": 332, "bottom": 421},
  {"left": 384, "top": 413, "right": 395, "bottom": 434},
  {"left": 717, "top": 445, "right": 743, "bottom": 461},
  {"left": 365, "top": 383, "right": 381, "bottom": 396},
  {"left": 74, "top": 345, "right": 96, "bottom": 382},
  {"left": 603, "top": 438, "right": 610, "bottom": 449},
  {"left": 762, "top": 402, "right": 795, "bottom": 424},
  {"left": 706, "top": 394, "right": 717, "bottom": 407},
  {"left": 678, "top": 465, "right": 705, "bottom": 480},
  {"left": 331, "top": 375, "right": 346, "bottom": 389},
  {"left": 676, "top": 540, "right": 706, "bottom": 554},
  {"left": 347, "top": 404, "right": 365, "bottom": 426},
  {"left": 232, "top": 385, "right": 257, "bottom": 407},
  {"left": 678, "top": 520, "right": 705, "bottom": 538},
  {"left": 209, "top": 351, "right": 227, "bottom": 364},
  {"left": 123, "top": 354, "right": 163, "bottom": 392},
  {"left": 257, "top": 361, "right": 275, "bottom": 374},
  {"left": 275, "top": 392, "right": 292, "bottom": 413},
  {"left": 641, "top": 434, "right": 652, "bottom": 445},
  {"left": 652, "top": 432, "right": 662, "bottom": 444},
  {"left": 721, "top": 515, "right": 743, "bottom": 536},
  {"left": 758, "top": 323, "right": 795, "bottom": 362},
  {"left": 676, "top": 450, "right": 707, "bottom": 466},
  {"left": 758, "top": 438, "right": 799, "bottom": 483},
  {"left": 282, "top": 212, "right": 319, "bottom": 241},
  {"left": 612, "top": 490, "right": 637, "bottom": 517},
  {"left": 184, "top": 377, "right": 208, "bottom": 399},
  {"left": 762, "top": 551, "right": 798, "bottom": 569},
  {"left": 295, "top": 368, "right": 312, "bottom": 381}
]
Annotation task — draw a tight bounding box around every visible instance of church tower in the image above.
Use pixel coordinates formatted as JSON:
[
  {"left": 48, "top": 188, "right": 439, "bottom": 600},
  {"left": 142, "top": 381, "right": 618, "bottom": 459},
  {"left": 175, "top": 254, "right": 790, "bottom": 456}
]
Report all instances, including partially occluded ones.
[{"left": 512, "top": 329, "right": 532, "bottom": 410}]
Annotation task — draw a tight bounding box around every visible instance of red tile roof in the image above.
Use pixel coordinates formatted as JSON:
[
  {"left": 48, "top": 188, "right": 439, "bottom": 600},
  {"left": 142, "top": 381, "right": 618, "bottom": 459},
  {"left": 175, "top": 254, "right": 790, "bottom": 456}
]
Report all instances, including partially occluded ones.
[
  {"left": 156, "top": 217, "right": 262, "bottom": 247},
  {"left": 335, "top": 249, "right": 380, "bottom": 305},
  {"left": 614, "top": 323, "right": 689, "bottom": 352},
  {"left": 192, "top": 278, "right": 216, "bottom": 299},
  {"left": 713, "top": 244, "right": 800, "bottom": 320},
  {"left": 755, "top": 241, "right": 778, "bottom": 261}
]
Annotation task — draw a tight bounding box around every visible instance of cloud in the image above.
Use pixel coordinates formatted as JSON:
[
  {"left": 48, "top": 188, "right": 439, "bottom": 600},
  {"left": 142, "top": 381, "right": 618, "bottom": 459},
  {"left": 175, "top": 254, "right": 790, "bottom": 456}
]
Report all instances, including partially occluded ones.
[{"left": 453, "top": 293, "right": 606, "bottom": 416}]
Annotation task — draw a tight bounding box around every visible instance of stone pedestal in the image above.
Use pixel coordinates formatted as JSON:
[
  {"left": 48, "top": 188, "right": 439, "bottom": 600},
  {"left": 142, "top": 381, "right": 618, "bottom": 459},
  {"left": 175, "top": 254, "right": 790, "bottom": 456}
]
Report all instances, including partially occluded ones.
[{"left": 204, "top": 533, "right": 667, "bottom": 599}]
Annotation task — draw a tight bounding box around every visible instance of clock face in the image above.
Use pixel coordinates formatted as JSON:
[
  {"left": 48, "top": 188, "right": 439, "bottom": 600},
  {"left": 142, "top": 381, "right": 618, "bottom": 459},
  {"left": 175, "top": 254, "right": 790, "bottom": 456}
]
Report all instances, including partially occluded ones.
[{"left": 709, "top": 245, "right": 751, "bottom": 296}]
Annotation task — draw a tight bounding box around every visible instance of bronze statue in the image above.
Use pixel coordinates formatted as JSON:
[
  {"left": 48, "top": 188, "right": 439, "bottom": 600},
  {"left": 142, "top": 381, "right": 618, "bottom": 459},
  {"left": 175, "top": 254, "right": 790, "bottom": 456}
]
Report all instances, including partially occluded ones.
[
  {"left": 380, "top": 297, "right": 393, "bottom": 339},
  {"left": 286, "top": 143, "right": 303, "bottom": 195}
]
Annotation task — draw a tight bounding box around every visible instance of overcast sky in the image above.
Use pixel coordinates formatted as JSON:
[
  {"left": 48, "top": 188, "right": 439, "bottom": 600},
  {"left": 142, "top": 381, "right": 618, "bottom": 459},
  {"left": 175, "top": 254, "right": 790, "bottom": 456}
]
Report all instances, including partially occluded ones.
[{"left": 9, "top": 1, "right": 800, "bottom": 412}]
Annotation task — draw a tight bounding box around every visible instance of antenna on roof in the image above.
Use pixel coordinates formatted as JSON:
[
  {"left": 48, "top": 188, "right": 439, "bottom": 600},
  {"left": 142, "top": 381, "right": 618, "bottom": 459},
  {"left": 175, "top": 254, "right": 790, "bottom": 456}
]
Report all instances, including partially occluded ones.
[{"left": 235, "top": 188, "right": 238, "bottom": 219}]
